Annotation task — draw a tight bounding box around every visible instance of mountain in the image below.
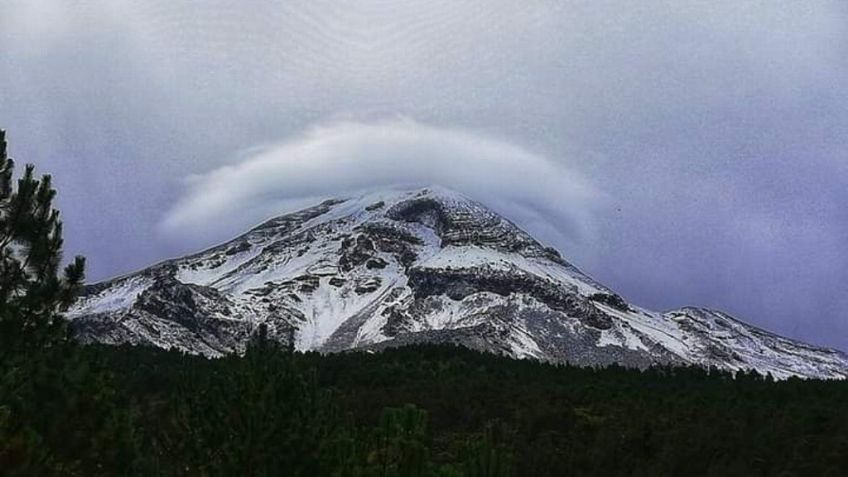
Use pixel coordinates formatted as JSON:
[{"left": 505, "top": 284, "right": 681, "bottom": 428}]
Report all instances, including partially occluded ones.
[{"left": 67, "top": 186, "right": 848, "bottom": 379}]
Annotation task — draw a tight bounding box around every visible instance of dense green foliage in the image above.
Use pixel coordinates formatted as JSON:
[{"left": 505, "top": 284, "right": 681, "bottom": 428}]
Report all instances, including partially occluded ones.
[
  {"left": 0, "top": 129, "right": 85, "bottom": 351},
  {"left": 2, "top": 341, "right": 847, "bottom": 476}
]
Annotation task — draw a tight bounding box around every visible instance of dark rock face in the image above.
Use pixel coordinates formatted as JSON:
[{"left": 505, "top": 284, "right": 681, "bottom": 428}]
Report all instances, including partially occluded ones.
[
  {"left": 407, "top": 265, "right": 612, "bottom": 329},
  {"left": 340, "top": 234, "right": 375, "bottom": 272},
  {"left": 134, "top": 278, "right": 221, "bottom": 331},
  {"left": 387, "top": 193, "right": 555, "bottom": 259},
  {"left": 71, "top": 278, "right": 257, "bottom": 356},
  {"left": 295, "top": 275, "right": 320, "bottom": 293},
  {"left": 357, "top": 223, "right": 421, "bottom": 268},
  {"left": 354, "top": 277, "right": 382, "bottom": 295},
  {"left": 365, "top": 200, "right": 385, "bottom": 211},
  {"left": 225, "top": 241, "right": 251, "bottom": 256},
  {"left": 589, "top": 293, "right": 630, "bottom": 312},
  {"left": 250, "top": 199, "right": 343, "bottom": 234},
  {"left": 387, "top": 197, "right": 449, "bottom": 234},
  {"left": 366, "top": 258, "right": 388, "bottom": 269},
  {"left": 66, "top": 187, "right": 848, "bottom": 379}
]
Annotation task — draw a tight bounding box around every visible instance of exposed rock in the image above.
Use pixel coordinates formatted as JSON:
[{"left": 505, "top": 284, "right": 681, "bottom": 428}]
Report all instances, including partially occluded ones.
[
  {"left": 408, "top": 265, "right": 612, "bottom": 329},
  {"left": 366, "top": 257, "right": 388, "bottom": 269},
  {"left": 589, "top": 292, "right": 630, "bottom": 312},
  {"left": 354, "top": 277, "right": 382, "bottom": 295},
  {"left": 339, "top": 234, "right": 375, "bottom": 272},
  {"left": 65, "top": 187, "right": 848, "bottom": 379},
  {"left": 365, "top": 200, "right": 385, "bottom": 211}
]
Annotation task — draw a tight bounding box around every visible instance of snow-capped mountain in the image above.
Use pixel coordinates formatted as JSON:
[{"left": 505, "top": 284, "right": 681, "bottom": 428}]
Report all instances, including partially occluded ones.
[{"left": 67, "top": 186, "right": 848, "bottom": 379}]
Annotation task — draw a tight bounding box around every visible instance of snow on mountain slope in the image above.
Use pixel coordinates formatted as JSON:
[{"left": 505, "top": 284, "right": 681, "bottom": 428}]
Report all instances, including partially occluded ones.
[{"left": 67, "top": 186, "right": 848, "bottom": 379}]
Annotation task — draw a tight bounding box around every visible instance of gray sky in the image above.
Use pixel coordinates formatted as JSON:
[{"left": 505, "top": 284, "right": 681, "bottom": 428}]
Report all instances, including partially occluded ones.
[{"left": 2, "top": 0, "right": 847, "bottom": 350}]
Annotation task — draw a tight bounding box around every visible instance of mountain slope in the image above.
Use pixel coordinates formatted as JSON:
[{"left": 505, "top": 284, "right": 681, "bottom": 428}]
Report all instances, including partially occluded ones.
[{"left": 67, "top": 187, "right": 848, "bottom": 379}]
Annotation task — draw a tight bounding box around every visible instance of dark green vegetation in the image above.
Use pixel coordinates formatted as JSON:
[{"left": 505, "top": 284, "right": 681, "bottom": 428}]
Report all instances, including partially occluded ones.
[
  {"left": 1, "top": 130, "right": 847, "bottom": 476},
  {"left": 0, "top": 129, "right": 86, "bottom": 350},
  {"left": 3, "top": 341, "right": 848, "bottom": 476}
]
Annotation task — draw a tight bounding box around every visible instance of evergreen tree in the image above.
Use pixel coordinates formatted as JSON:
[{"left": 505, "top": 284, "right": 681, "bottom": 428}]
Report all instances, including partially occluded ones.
[
  {"left": 462, "top": 421, "right": 512, "bottom": 477},
  {"left": 0, "top": 129, "right": 85, "bottom": 349}
]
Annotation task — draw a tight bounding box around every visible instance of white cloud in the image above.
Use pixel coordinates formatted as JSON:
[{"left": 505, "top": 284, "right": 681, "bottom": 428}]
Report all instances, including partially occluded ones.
[{"left": 160, "top": 119, "right": 604, "bottom": 256}]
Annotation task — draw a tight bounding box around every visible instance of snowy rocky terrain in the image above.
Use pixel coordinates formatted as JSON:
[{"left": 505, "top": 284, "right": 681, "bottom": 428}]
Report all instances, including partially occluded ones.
[{"left": 67, "top": 186, "right": 848, "bottom": 379}]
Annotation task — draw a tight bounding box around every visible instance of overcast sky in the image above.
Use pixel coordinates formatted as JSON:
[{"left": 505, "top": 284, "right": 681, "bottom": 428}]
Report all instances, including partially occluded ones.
[{"left": 2, "top": 0, "right": 847, "bottom": 350}]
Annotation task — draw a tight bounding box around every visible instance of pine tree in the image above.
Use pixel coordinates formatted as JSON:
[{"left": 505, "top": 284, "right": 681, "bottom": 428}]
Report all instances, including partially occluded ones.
[
  {"left": 0, "top": 129, "right": 85, "bottom": 349},
  {"left": 462, "top": 421, "right": 513, "bottom": 477}
]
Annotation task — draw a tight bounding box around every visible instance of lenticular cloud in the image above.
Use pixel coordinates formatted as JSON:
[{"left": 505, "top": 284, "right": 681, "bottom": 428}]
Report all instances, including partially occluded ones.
[{"left": 160, "top": 119, "right": 604, "bottom": 255}]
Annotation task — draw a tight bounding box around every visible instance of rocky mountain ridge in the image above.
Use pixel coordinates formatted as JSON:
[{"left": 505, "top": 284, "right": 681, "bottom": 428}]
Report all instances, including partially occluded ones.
[{"left": 67, "top": 186, "right": 848, "bottom": 379}]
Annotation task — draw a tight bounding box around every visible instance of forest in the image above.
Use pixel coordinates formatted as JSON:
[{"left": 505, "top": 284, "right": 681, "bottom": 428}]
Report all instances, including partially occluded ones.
[
  {"left": 1, "top": 129, "right": 847, "bottom": 476},
  {"left": 3, "top": 339, "right": 848, "bottom": 476}
]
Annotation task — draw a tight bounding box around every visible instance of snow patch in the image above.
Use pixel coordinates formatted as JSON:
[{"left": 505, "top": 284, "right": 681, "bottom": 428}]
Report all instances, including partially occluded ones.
[{"left": 67, "top": 276, "right": 151, "bottom": 318}]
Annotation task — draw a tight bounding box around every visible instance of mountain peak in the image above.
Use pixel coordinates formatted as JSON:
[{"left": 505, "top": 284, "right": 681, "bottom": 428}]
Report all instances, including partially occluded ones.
[{"left": 67, "top": 187, "right": 848, "bottom": 379}]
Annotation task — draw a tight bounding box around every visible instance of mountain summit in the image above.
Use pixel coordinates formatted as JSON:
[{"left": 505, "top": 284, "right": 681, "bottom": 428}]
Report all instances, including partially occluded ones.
[{"left": 67, "top": 187, "right": 848, "bottom": 379}]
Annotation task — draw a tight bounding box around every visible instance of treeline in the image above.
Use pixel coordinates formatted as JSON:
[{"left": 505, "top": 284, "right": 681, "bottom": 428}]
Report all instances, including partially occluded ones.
[{"left": 2, "top": 340, "right": 848, "bottom": 476}]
